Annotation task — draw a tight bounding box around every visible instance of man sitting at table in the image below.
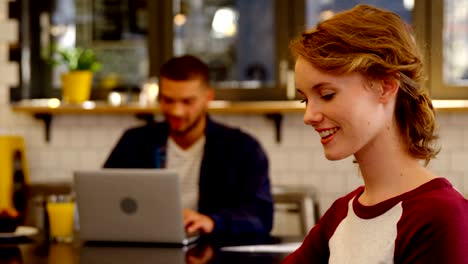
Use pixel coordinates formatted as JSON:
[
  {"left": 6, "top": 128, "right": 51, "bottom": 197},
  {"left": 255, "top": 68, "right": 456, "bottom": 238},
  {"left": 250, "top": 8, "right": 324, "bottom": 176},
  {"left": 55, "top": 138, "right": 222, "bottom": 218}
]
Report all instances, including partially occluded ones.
[{"left": 103, "top": 55, "right": 273, "bottom": 238}]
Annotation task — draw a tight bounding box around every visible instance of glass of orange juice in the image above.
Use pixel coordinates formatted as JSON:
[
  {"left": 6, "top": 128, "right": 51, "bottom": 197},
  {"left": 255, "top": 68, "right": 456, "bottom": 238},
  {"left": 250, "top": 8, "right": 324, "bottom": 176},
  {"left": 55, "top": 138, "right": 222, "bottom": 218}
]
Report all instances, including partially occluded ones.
[{"left": 46, "top": 194, "right": 75, "bottom": 243}]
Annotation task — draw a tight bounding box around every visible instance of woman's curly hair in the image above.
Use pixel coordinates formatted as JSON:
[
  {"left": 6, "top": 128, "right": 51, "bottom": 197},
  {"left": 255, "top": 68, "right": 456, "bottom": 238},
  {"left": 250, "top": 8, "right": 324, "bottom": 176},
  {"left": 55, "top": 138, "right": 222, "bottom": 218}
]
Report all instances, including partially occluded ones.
[{"left": 290, "top": 4, "right": 439, "bottom": 164}]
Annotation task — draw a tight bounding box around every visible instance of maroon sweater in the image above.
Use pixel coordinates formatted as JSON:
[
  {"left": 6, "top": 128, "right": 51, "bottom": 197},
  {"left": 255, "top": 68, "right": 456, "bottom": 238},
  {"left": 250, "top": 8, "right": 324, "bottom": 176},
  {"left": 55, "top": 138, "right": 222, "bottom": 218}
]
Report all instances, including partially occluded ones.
[{"left": 283, "top": 178, "right": 468, "bottom": 264}]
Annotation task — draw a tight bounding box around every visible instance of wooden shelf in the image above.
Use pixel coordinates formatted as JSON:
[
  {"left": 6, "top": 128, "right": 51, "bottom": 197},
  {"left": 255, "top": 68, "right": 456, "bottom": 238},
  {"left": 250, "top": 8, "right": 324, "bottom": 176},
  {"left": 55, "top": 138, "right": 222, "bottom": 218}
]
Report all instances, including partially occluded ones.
[
  {"left": 11, "top": 99, "right": 306, "bottom": 115},
  {"left": 10, "top": 99, "right": 468, "bottom": 143},
  {"left": 11, "top": 99, "right": 305, "bottom": 143},
  {"left": 11, "top": 99, "right": 468, "bottom": 115}
]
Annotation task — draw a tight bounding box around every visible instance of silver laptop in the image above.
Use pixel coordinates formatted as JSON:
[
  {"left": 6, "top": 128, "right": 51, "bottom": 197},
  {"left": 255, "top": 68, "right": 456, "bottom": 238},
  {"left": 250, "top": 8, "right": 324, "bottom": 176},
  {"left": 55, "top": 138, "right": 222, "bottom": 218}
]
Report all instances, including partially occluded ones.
[{"left": 73, "top": 169, "right": 199, "bottom": 246}]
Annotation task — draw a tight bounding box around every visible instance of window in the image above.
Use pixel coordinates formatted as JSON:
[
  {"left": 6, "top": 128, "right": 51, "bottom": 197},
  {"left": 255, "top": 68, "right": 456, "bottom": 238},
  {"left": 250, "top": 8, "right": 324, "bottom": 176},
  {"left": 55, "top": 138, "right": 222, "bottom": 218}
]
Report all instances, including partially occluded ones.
[
  {"left": 305, "top": 0, "right": 413, "bottom": 27},
  {"left": 429, "top": 0, "right": 468, "bottom": 98},
  {"left": 173, "top": 0, "right": 276, "bottom": 88},
  {"left": 12, "top": 0, "right": 150, "bottom": 101},
  {"left": 148, "top": 0, "right": 304, "bottom": 101},
  {"left": 12, "top": 0, "right": 466, "bottom": 101}
]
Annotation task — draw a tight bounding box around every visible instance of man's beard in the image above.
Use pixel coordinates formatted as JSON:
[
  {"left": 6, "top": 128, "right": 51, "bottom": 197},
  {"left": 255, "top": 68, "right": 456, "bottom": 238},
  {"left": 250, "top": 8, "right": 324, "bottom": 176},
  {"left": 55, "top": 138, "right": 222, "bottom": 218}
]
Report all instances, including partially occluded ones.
[{"left": 169, "top": 112, "right": 206, "bottom": 137}]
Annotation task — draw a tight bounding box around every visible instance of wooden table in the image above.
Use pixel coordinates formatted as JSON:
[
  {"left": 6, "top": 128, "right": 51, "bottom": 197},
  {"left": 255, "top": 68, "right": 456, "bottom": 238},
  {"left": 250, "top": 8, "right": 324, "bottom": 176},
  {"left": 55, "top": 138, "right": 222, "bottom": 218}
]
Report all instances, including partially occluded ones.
[{"left": 1, "top": 234, "right": 298, "bottom": 263}]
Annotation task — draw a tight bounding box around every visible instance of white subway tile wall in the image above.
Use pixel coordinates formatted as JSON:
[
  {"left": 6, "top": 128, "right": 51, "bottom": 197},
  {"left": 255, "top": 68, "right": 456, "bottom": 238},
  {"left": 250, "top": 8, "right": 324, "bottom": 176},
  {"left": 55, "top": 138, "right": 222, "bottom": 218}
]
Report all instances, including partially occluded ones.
[
  {"left": 0, "top": 0, "right": 7, "bottom": 21},
  {"left": 1, "top": 6, "right": 467, "bottom": 235},
  {"left": 0, "top": 20, "right": 17, "bottom": 42}
]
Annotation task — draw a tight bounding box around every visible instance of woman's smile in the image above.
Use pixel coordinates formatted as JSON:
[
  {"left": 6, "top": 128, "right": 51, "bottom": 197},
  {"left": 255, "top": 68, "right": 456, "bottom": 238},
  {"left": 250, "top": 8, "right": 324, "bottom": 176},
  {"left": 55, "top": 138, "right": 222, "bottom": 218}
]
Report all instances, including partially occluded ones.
[{"left": 317, "top": 127, "right": 340, "bottom": 144}]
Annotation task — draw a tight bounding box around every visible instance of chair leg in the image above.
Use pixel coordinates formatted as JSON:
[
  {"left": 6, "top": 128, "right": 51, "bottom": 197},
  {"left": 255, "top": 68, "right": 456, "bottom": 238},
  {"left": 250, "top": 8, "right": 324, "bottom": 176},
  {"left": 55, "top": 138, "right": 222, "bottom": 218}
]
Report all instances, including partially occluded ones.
[{"left": 299, "top": 197, "right": 315, "bottom": 236}]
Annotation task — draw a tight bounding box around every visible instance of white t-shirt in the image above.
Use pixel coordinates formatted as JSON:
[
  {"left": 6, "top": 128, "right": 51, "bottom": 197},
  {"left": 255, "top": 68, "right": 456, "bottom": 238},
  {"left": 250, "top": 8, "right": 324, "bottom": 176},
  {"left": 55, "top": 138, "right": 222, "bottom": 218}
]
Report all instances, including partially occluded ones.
[{"left": 166, "top": 136, "right": 206, "bottom": 210}]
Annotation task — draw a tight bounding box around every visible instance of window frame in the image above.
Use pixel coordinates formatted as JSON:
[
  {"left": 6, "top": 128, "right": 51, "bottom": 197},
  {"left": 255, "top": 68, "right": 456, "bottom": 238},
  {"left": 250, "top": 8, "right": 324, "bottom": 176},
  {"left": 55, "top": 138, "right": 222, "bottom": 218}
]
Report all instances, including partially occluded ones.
[
  {"left": 147, "top": 0, "right": 305, "bottom": 101},
  {"left": 16, "top": 0, "right": 468, "bottom": 102},
  {"left": 425, "top": 0, "right": 468, "bottom": 99}
]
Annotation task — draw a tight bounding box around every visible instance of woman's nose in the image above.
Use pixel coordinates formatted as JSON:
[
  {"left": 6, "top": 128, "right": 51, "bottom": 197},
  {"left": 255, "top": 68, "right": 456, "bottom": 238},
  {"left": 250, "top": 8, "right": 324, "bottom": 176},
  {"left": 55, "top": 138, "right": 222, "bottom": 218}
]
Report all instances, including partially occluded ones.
[{"left": 303, "top": 103, "right": 323, "bottom": 126}]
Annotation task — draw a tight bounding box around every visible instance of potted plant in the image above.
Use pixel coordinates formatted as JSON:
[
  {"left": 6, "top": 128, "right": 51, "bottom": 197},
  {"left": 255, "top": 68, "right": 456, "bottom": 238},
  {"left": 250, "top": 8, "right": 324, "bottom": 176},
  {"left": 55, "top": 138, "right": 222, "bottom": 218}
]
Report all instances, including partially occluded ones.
[{"left": 51, "top": 46, "right": 102, "bottom": 104}]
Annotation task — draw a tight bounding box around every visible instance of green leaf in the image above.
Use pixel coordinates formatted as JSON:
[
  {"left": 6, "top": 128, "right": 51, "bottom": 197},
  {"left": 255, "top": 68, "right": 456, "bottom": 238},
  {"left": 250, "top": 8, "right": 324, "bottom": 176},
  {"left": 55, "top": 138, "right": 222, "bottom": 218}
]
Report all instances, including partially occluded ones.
[{"left": 49, "top": 46, "right": 102, "bottom": 72}]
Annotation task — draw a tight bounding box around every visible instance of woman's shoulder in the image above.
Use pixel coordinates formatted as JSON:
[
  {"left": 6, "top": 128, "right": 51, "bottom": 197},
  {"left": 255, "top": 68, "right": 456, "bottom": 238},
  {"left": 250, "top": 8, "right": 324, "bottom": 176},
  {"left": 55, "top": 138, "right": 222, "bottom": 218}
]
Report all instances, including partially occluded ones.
[
  {"left": 401, "top": 177, "right": 468, "bottom": 223},
  {"left": 404, "top": 178, "right": 467, "bottom": 206},
  {"left": 395, "top": 178, "right": 468, "bottom": 262}
]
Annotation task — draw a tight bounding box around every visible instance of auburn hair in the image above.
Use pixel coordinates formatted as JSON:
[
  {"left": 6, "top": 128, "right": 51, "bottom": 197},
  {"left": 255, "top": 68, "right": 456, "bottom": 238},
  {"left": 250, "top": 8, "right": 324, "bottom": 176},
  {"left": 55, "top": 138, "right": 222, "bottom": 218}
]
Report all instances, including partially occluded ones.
[{"left": 290, "top": 4, "right": 439, "bottom": 164}]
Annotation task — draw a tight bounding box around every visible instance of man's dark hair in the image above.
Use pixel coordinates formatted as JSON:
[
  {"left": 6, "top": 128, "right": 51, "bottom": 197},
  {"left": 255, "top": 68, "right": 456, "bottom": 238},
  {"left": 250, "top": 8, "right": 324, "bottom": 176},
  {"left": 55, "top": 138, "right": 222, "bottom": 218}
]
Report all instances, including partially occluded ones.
[{"left": 159, "top": 55, "right": 210, "bottom": 85}]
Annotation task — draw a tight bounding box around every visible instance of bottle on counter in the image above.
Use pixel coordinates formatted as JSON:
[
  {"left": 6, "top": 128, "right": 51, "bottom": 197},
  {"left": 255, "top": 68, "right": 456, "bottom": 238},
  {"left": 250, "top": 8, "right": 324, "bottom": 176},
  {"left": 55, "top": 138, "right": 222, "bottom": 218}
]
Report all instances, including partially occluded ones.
[{"left": 12, "top": 150, "right": 29, "bottom": 225}]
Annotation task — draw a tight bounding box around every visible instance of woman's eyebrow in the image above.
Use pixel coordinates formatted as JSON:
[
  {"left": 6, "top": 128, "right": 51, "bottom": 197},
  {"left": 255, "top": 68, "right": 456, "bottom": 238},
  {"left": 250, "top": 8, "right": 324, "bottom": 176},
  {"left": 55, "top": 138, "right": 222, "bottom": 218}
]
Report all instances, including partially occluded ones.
[{"left": 311, "top": 82, "right": 331, "bottom": 91}]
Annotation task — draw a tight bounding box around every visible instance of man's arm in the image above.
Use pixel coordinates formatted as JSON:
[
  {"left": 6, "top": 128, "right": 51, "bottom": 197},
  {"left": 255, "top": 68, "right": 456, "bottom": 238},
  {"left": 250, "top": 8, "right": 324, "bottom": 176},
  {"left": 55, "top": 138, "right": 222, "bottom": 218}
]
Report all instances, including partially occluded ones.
[
  {"left": 205, "top": 135, "right": 273, "bottom": 236},
  {"left": 103, "top": 126, "right": 161, "bottom": 169},
  {"left": 103, "top": 130, "right": 134, "bottom": 168}
]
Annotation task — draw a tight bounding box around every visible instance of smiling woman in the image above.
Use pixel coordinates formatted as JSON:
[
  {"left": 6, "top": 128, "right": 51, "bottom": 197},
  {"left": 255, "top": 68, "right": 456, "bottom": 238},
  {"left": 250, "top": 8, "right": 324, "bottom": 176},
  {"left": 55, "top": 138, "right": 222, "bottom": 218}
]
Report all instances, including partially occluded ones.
[{"left": 283, "top": 4, "right": 468, "bottom": 264}]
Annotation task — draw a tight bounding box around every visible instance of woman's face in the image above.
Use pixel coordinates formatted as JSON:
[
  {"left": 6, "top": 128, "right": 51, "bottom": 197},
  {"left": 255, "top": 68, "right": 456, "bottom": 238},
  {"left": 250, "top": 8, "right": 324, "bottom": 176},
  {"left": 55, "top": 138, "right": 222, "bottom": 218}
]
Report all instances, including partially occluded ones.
[{"left": 295, "top": 57, "right": 389, "bottom": 161}]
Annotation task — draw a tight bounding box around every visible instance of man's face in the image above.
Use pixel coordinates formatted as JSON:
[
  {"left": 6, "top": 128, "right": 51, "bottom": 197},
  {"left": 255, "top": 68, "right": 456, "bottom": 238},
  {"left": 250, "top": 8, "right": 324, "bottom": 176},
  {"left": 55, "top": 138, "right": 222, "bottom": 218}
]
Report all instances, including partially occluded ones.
[{"left": 158, "top": 77, "right": 213, "bottom": 137}]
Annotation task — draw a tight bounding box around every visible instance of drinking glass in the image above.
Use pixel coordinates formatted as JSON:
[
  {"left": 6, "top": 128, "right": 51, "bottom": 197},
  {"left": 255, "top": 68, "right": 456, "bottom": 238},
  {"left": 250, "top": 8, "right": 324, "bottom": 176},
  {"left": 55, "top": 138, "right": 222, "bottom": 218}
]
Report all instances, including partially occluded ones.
[{"left": 46, "top": 194, "right": 75, "bottom": 243}]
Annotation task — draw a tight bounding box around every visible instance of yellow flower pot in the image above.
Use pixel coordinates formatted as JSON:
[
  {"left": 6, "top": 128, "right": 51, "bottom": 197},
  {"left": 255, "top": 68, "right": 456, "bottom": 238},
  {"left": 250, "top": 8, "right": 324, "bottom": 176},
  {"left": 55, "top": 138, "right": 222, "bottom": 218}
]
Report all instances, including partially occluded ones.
[{"left": 61, "top": 71, "right": 93, "bottom": 104}]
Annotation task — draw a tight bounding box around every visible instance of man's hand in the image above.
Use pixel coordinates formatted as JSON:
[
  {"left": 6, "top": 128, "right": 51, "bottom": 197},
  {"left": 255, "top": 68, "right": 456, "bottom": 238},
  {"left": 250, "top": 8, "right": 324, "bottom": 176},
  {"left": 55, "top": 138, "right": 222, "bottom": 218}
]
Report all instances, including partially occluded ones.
[{"left": 183, "top": 208, "right": 215, "bottom": 234}]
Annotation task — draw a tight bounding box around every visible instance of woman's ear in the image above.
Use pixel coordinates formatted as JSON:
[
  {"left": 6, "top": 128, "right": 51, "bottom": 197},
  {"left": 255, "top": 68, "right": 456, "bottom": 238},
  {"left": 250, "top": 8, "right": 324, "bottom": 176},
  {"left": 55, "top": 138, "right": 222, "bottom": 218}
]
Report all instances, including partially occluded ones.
[{"left": 378, "top": 77, "right": 399, "bottom": 104}]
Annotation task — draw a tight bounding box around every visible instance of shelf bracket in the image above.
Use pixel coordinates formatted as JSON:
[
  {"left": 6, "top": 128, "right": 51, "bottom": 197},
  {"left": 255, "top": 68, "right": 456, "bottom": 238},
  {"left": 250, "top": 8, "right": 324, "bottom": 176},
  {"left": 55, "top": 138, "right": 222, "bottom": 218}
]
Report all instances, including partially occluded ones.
[
  {"left": 34, "top": 113, "right": 53, "bottom": 142},
  {"left": 265, "top": 113, "right": 283, "bottom": 143}
]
